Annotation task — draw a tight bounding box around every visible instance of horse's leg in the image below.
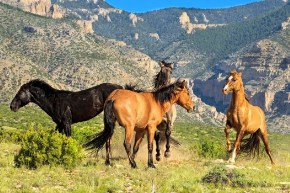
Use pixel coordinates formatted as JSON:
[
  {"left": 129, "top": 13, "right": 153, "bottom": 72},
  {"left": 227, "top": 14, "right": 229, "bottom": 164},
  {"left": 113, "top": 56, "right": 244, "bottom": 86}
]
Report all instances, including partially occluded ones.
[
  {"left": 154, "top": 131, "right": 161, "bottom": 161},
  {"left": 132, "top": 130, "right": 145, "bottom": 159},
  {"left": 105, "top": 138, "right": 111, "bottom": 165},
  {"left": 259, "top": 127, "right": 275, "bottom": 165},
  {"left": 229, "top": 128, "right": 245, "bottom": 163},
  {"left": 147, "top": 125, "right": 156, "bottom": 168},
  {"left": 164, "top": 112, "right": 172, "bottom": 158},
  {"left": 224, "top": 122, "right": 231, "bottom": 152},
  {"left": 63, "top": 107, "right": 72, "bottom": 136},
  {"left": 123, "top": 125, "right": 137, "bottom": 168}
]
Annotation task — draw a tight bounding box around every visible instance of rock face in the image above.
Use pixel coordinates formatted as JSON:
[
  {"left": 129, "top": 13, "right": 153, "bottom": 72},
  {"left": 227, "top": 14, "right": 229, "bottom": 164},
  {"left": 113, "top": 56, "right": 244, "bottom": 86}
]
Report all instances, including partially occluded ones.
[
  {"left": 75, "top": 20, "right": 94, "bottom": 34},
  {"left": 0, "top": 0, "right": 64, "bottom": 18},
  {"left": 194, "top": 37, "right": 290, "bottom": 132}
]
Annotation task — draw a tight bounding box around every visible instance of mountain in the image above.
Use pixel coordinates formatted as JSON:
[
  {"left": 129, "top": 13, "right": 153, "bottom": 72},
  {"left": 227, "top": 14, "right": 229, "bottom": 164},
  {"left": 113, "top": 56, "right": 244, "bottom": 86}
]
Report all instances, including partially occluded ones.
[
  {"left": 0, "top": 2, "right": 226, "bottom": 126},
  {"left": 0, "top": 2, "right": 158, "bottom": 101},
  {"left": 1, "top": 0, "right": 289, "bottom": 132}
]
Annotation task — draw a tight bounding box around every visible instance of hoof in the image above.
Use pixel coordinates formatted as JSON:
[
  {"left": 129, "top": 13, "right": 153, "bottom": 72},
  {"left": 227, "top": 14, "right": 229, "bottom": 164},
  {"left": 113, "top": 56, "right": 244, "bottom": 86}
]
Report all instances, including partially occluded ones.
[
  {"left": 105, "top": 160, "right": 111, "bottom": 166},
  {"left": 164, "top": 151, "right": 171, "bottom": 158},
  {"left": 227, "top": 159, "right": 235, "bottom": 164},
  {"left": 156, "top": 156, "right": 161, "bottom": 162},
  {"left": 130, "top": 162, "right": 137, "bottom": 169},
  {"left": 148, "top": 163, "right": 156, "bottom": 168}
]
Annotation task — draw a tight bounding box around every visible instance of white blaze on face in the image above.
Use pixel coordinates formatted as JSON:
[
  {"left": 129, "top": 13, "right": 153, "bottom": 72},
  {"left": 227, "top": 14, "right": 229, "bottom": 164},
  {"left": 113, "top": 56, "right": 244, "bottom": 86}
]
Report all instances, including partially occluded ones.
[{"left": 223, "top": 75, "right": 233, "bottom": 91}]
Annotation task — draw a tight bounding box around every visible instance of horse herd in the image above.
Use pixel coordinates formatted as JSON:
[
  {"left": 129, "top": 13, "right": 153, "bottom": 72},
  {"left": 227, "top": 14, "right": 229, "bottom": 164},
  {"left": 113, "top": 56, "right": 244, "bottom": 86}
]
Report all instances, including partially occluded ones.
[{"left": 9, "top": 61, "right": 275, "bottom": 168}]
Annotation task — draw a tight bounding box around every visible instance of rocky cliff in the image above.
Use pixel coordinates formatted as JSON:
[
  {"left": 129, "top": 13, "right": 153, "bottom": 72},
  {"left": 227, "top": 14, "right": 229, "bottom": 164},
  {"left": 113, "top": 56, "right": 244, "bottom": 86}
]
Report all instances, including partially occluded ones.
[{"left": 0, "top": 0, "right": 64, "bottom": 18}]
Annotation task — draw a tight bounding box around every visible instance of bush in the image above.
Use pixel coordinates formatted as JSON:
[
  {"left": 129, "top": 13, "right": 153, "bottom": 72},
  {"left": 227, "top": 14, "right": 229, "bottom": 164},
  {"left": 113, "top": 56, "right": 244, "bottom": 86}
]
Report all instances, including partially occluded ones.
[
  {"left": 14, "top": 125, "right": 83, "bottom": 169},
  {"left": 0, "top": 126, "right": 22, "bottom": 143},
  {"left": 202, "top": 165, "right": 250, "bottom": 187},
  {"left": 194, "top": 139, "right": 226, "bottom": 159}
]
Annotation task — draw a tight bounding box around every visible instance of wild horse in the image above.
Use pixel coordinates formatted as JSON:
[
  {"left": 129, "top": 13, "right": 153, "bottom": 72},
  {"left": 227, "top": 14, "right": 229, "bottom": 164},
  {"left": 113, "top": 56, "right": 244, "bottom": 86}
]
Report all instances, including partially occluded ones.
[
  {"left": 10, "top": 79, "right": 122, "bottom": 136},
  {"left": 85, "top": 79, "right": 195, "bottom": 168},
  {"left": 222, "top": 70, "right": 275, "bottom": 165},
  {"left": 154, "top": 60, "right": 178, "bottom": 161}
]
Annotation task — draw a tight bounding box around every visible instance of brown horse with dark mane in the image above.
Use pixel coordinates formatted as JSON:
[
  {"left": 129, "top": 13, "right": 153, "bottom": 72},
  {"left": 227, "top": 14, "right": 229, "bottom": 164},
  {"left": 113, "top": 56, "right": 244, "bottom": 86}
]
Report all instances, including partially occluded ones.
[
  {"left": 154, "top": 60, "right": 178, "bottom": 161},
  {"left": 222, "top": 70, "right": 275, "bottom": 165},
  {"left": 10, "top": 79, "right": 122, "bottom": 136},
  {"left": 85, "top": 79, "right": 195, "bottom": 168}
]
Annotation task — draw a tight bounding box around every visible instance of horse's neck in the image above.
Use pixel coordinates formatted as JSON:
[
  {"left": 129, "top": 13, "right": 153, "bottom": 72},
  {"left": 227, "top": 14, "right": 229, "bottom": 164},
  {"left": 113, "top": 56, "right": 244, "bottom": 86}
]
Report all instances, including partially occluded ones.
[
  {"left": 31, "top": 91, "right": 54, "bottom": 116},
  {"left": 230, "top": 87, "right": 247, "bottom": 110},
  {"left": 155, "top": 74, "right": 170, "bottom": 89}
]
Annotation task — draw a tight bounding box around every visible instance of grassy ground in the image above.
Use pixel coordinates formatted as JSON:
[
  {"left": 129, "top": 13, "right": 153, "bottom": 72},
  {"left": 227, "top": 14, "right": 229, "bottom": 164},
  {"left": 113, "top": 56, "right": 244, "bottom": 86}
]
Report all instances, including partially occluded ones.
[{"left": 0, "top": 104, "right": 289, "bottom": 193}]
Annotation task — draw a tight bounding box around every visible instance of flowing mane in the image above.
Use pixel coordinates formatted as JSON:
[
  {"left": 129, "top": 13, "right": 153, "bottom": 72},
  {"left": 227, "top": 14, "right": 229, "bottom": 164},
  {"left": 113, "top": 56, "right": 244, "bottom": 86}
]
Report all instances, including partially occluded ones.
[
  {"left": 154, "top": 71, "right": 169, "bottom": 89},
  {"left": 25, "top": 79, "right": 57, "bottom": 94},
  {"left": 153, "top": 83, "right": 176, "bottom": 104}
]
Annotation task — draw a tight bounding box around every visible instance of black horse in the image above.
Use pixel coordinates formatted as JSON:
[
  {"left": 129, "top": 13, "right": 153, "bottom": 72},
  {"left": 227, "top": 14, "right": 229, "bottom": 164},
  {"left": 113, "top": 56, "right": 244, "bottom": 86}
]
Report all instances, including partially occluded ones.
[{"left": 10, "top": 79, "right": 122, "bottom": 136}]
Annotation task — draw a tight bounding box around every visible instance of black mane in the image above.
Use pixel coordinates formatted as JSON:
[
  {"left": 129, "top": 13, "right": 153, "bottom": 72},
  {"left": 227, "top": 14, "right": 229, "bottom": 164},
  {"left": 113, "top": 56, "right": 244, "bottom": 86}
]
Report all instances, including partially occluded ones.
[
  {"left": 124, "top": 84, "right": 145, "bottom": 93},
  {"left": 153, "top": 83, "right": 177, "bottom": 104},
  {"left": 25, "top": 79, "right": 57, "bottom": 94},
  {"left": 154, "top": 71, "right": 169, "bottom": 89}
]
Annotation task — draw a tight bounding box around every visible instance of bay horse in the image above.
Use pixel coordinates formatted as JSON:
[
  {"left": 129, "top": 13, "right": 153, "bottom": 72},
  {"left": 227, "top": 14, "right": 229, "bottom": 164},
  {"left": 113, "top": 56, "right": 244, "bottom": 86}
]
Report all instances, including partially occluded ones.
[
  {"left": 10, "top": 79, "right": 122, "bottom": 136},
  {"left": 222, "top": 70, "right": 275, "bottom": 165},
  {"left": 154, "top": 60, "right": 178, "bottom": 161},
  {"left": 85, "top": 79, "right": 195, "bottom": 168}
]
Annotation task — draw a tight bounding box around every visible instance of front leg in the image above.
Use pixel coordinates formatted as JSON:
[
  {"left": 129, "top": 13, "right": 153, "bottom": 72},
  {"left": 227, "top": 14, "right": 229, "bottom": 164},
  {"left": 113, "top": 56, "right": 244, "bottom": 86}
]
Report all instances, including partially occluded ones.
[
  {"left": 164, "top": 112, "right": 172, "bottom": 158},
  {"left": 228, "top": 128, "right": 245, "bottom": 163},
  {"left": 147, "top": 125, "right": 156, "bottom": 168},
  {"left": 154, "top": 131, "right": 161, "bottom": 161},
  {"left": 224, "top": 121, "right": 231, "bottom": 152},
  {"left": 62, "top": 107, "right": 72, "bottom": 136}
]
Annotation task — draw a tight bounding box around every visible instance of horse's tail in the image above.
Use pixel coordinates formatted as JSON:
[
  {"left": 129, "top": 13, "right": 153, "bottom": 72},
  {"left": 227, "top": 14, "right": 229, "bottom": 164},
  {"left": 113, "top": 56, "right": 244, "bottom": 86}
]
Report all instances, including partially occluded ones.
[
  {"left": 240, "top": 129, "right": 260, "bottom": 157},
  {"left": 85, "top": 100, "right": 116, "bottom": 151},
  {"left": 170, "top": 136, "right": 181, "bottom": 146}
]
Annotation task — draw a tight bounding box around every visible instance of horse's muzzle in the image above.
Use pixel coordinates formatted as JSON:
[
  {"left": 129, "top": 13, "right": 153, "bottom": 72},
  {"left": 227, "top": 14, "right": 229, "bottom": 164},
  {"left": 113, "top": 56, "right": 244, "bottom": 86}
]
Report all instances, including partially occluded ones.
[
  {"left": 10, "top": 104, "right": 18, "bottom": 112},
  {"left": 187, "top": 106, "right": 195, "bottom": 113}
]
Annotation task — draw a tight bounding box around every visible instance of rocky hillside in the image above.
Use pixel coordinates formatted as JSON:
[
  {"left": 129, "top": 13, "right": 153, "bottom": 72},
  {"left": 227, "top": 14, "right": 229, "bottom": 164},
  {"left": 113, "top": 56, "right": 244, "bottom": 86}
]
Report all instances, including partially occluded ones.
[
  {"left": 0, "top": 2, "right": 158, "bottom": 101},
  {"left": 0, "top": 2, "right": 226, "bottom": 126}
]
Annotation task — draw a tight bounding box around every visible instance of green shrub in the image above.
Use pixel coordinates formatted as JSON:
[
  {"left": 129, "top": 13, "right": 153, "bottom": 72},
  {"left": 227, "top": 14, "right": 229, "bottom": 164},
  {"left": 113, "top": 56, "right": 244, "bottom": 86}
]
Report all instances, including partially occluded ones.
[
  {"left": 202, "top": 165, "right": 250, "bottom": 187},
  {"left": 0, "top": 126, "right": 22, "bottom": 143},
  {"left": 194, "top": 139, "right": 226, "bottom": 159},
  {"left": 14, "top": 125, "right": 83, "bottom": 169}
]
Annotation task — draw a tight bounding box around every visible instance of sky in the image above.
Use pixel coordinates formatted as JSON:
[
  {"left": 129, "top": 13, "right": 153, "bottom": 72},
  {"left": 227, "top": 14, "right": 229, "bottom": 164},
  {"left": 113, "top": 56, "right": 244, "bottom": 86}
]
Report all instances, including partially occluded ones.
[{"left": 106, "top": 0, "right": 263, "bottom": 13}]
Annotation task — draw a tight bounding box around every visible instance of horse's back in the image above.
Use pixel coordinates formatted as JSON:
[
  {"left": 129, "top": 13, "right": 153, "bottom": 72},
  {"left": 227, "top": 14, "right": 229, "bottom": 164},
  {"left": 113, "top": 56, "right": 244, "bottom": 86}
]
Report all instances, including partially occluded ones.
[{"left": 107, "top": 90, "right": 158, "bottom": 128}]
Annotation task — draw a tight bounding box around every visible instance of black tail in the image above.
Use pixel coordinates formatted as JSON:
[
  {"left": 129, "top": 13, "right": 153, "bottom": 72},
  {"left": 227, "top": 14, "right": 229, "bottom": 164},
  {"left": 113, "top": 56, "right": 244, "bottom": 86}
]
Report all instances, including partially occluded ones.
[
  {"left": 240, "top": 129, "right": 260, "bottom": 157},
  {"left": 169, "top": 136, "right": 181, "bottom": 146},
  {"left": 85, "top": 100, "right": 116, "bottom": 151}
]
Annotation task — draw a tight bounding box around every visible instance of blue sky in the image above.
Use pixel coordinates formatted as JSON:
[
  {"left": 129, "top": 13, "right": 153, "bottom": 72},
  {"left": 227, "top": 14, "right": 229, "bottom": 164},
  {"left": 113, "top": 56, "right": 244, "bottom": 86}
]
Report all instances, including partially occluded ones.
[{"left": 106, "top": 0, "right": 262, "bottom": 13}]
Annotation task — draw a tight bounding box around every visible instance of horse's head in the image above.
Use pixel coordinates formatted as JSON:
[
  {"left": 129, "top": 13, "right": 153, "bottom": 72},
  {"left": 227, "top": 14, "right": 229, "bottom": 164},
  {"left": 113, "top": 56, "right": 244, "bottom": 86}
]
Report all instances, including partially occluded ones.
[
  {"left": 174, "top": 80, "right": 195, "bottom": 113},
  {"left": 10, "top": 83, "right": 32, "bottom": 112},
  {"left": 223, "top": 70, "right": 243, "bottom": 95},
  {"left": 155, "top": 60, "right": 174, "bottom": 88},
  {"left": 10, "top": 80, "right": 48, "bottom": 112}
]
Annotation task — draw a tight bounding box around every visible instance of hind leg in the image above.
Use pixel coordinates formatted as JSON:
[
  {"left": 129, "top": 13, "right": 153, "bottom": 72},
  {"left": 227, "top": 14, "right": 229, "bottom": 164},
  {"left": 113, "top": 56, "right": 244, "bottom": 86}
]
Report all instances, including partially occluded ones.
[
  {"left": 105, "top": 138, "right": 111, "bottom": 165},
  {"left": 154, "top": 131, "right": 161, "bottom": 161},
  {"left": 123, "top": 125, "right": 137, "bottom": 168},
  {"left": 224, "top": 122, "right": 231, "bottom": 152},
  {"left": 132, "top": 130, "right": 146, "bottom": 159},
  {"left": 259, "top": 128, "right": 275, "bottom": 165}
]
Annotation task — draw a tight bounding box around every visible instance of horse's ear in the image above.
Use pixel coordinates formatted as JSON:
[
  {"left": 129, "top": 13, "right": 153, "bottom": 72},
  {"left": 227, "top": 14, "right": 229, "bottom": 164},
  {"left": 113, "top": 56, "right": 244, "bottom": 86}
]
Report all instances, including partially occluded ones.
[
  {"left": 238, "top": 72, "right": 242, "bottom": 77},
  {"left": 175, "top": 79, "right": 186, "bottom": 89},
  {"left": 230, "top": 70, "right": 237, "bottom": 75},
  {"left": 159, "top": 60, "right": 165, "bottom": 67},
  {"left": 169, "top": 63, "right": 174, "bottom": 69}
]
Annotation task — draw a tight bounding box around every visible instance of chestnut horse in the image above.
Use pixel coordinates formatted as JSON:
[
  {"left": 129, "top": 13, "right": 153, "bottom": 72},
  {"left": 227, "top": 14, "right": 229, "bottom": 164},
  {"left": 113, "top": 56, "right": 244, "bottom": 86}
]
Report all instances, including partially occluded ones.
[
  {"left": 85, "top": 80, "right": 195, "bottom": 168},
  {"left": 10, "top": 79, "right": 122, "bottom": 136},
  {"left": 154, "top": 60, "right": 178, "bottom": 161},
  {"left": 222, "top": 70, "right": 275, "bottom": 165}
]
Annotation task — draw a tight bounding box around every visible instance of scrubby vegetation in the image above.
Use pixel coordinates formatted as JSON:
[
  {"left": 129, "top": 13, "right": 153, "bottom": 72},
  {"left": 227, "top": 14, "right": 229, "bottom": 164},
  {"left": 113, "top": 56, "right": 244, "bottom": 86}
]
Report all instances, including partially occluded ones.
[
  {"left": 0, "top": 104, "right": 289, "bottom": 192},
  {"left": 14, "top": 125, "right": 83, "bottom": 169}
]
